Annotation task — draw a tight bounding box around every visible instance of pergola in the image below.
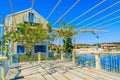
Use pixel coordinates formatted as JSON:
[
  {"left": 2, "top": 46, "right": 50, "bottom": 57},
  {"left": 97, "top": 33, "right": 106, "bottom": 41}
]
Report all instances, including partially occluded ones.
[{"left": 0, "top": 0, "right": 119, "bottom": 62}]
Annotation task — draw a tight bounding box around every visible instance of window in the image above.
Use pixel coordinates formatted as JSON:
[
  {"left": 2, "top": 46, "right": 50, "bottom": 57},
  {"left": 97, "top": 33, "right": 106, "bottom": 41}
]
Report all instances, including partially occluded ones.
[
  {"left": 17, "top": 45, "right": 25, "bottom": 54},
  {"left": 28, "top": 12, "right": 34, "bottom": 23},
  {"left": 38, "top": 18, "right": 41, "bottom": 23},
  {"left": 34, "top": 45, "right": 46, "bottom": 53},
  {"left": 22, "top": 15, "right": 25, "bottom": 23}
]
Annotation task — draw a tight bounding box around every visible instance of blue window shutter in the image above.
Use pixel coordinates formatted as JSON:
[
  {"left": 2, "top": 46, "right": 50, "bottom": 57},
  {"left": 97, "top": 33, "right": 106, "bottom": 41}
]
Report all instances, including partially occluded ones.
[
  {"left": 34, "top": 45, "right": 46, "bottom": 53},
  {"left": 34, "top": 17, "right": 36, "bottom": 23},
  {"left": 17, "top": 45, "right": 25, "bottom": 54},
  {"left": 28, "top": 12, "right": 34, "bottom": 23},
  {"left": 22, "top": 15, "right": 24, "bottom": 23},
  {"left": 42, "top": 45, "right": 46, "bottom": 52},
  {"left": 0, "top": 26, "right": 4, "bottom": 45},
  {"left": 34, "top": 45, "right": 38, "bottom": 53},
  {"left": 38, "top": 18, "right": 41, "bottom": 23}
]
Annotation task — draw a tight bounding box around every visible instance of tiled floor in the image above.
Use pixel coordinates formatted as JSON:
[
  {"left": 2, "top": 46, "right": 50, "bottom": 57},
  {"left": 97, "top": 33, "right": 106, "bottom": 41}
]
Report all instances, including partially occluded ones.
[{"left": 6, "top": 61, "right": 120, "bottom": 80}]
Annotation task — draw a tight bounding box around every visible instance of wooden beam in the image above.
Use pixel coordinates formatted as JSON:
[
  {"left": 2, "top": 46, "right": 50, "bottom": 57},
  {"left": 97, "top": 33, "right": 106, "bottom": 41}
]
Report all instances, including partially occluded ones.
[
  {"left": 0, "top": 24, "right": 3, "bottom": 26},
  {"left": 78, "top": 29, "right": 108, "bottom": 32},
  {"left": 52, "top": 28, "right": 107, "bottom": 32}
]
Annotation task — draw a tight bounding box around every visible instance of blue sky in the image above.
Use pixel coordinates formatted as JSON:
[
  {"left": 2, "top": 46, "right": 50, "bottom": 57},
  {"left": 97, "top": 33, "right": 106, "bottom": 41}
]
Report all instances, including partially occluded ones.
[{"left": 0, "top": 0, "right": 120, "bottom": 44}]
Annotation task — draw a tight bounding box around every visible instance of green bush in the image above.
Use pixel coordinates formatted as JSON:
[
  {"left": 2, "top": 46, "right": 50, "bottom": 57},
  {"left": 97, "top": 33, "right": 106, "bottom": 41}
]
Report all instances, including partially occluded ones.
[
  {"left": 52, "top": 55, "right": 60, "bottom": 60},
  {"left": 18, "top": 55, "right": 37, "bottom": 62},
  {"left": 18, "top": 53, "right": 61, "bottom": 62},
  {"left": 41, "top": 55, "right": 50, "bottom": 61}
]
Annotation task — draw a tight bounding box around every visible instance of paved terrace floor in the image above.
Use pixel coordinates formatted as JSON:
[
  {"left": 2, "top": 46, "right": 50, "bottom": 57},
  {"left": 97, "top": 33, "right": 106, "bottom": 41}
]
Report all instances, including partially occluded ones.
[{"left": 6, "top": 61, "right": 120, "bottom": 80}]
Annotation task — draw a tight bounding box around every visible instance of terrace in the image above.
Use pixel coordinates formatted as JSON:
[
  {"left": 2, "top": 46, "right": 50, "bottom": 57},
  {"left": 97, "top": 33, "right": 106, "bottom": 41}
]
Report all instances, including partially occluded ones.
[
  {"left": 0, "top": 51, "right": 120, "bottom": 80},
  {"left": 5, "top": 61, "right": 120, "bottom": 80}
]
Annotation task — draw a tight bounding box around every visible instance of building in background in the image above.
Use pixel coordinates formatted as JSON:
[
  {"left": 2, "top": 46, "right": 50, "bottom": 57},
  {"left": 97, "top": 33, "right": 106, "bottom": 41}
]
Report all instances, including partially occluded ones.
[{"left": 101, "top": 43, "right": 118, "bottom": 51}]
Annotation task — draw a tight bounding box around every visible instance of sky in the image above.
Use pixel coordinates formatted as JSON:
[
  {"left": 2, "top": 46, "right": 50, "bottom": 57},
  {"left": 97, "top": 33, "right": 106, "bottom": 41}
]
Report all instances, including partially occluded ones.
[{"left": 0, "top": 0, "right": 120, "bottom": 44}]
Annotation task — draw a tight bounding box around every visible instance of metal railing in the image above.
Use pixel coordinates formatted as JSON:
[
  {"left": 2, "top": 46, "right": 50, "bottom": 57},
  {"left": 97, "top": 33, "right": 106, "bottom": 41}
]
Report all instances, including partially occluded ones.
[
  {"left": 0, "top": 61, "right": 2, "bottom": 80},
  {"left": 0, "top": 59, "right": 9, "bottom": 80},
  {"left": 100, "top": 53, "right": 120, "bottom": 73},
  {"left": 76, "top": 53, "right": 96, "bottom": 67},
  {"left": 1, "top": 52, "right": 120, "bottom": 80},
  {"left": 5, "top": 60, "right": 9, "bottom": 75},
  {"left": 76, "top": 53, "right": 120, "bottom": 73}
]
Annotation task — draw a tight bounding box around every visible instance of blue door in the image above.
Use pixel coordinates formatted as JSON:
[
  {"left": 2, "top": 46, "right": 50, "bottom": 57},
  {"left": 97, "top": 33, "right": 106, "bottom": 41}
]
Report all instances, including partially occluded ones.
[
  {"left": 17, "top": 45, "right": 25, "bottom": 54},
  {"left": 34, "top": 45, "right": 46, "bottom": 53},
  {"left": 28, "top": 12, "right": 34, "bottom": 23}
]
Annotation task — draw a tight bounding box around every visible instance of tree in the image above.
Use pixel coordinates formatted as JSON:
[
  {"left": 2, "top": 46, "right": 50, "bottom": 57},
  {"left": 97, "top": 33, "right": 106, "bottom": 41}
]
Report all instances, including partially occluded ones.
[
  {"left": 63, "top": 38, "right": 73, "bottom": 53},
  {"left": 3, "top": 22, "right": 51, "bottom": 55},
  {"left": 52, "top": 21, "right": 99, "bottom": 54}
]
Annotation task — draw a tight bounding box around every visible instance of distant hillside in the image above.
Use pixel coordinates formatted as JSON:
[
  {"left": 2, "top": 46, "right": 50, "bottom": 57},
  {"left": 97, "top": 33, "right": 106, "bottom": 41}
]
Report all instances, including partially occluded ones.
[
  {"left": 90, "top": 42, "right": 120, "bottom": 45},
  {"left": 74, "top": 42, "right": 120, "bottom": 49},
  {"left": 102, "top": 42, "right": 120, "bottom": 44}
]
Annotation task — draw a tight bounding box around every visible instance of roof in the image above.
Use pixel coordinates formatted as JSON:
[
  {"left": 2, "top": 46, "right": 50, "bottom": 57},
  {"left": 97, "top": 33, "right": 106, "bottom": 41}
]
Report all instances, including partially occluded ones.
[
  {"left": 6, "top": 8, "right": 47, "bottom": 22},
  {"left": 101, "top": 44, "right": 117, "bottom": 46}
]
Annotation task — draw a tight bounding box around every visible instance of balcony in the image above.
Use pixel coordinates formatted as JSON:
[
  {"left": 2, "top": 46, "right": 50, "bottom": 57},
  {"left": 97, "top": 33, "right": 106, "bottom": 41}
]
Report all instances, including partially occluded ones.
[{"left": 22, "top": 15, "right": 41, "bottom": 25}]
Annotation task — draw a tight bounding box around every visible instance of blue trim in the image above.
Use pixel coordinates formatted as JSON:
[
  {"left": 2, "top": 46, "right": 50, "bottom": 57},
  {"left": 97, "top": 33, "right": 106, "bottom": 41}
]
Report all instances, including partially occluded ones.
[
  {"left": 0, "top": 25, "right": 4, "bottom": 56},
  {"left": 0, "top": 61, "right": 2, "bottom": 79}
]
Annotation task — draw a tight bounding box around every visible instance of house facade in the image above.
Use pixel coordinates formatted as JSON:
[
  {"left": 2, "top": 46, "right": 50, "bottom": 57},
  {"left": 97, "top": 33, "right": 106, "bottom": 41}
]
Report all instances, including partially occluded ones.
[
  {"left": 101, "top": 43, "right": 118, "bottom": 51},
  {"left": 5, "top": 8, "right": 49, "bottom": 56}
]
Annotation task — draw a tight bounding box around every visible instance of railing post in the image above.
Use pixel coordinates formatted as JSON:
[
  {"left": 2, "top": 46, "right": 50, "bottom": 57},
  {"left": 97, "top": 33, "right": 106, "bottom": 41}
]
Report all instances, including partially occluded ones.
[
  {"left": 95, "top": 53, "right": 101, "bottom": 70},
  {"left": 72, "top": 51, "right": 75, "bottom": 63},
  {"left": 12, "top": 42, "right": 17, "bottom": 54},
  {"left": 0, "top": 57, "right": 7, "bottom": 80},
  {"left": 37, "top": 52, "right": 41, "bottom": 62},
  {"left": 61, "top": 51, "right": 64, "bottom": 61},
  {"left": 8, "top": 54, "right": 12, "bottom": 66}
]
